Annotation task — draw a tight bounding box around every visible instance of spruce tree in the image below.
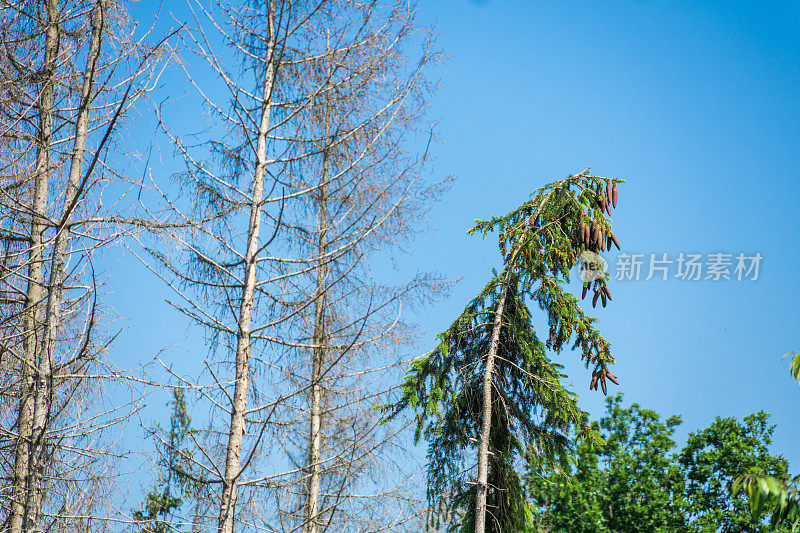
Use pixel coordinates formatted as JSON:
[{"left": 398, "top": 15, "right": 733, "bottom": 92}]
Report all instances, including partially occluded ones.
[
  {"left": 389, "top": 168, "right": 624, "bottom": 532},
  {"left": 133, "top": 390, "right": 198, "bottom": 533}
]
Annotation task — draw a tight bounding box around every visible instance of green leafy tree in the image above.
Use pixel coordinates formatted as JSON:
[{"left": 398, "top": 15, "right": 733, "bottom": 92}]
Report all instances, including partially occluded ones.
[
  {"left": 132, "top": 389, "right": 198, "bottom": 533},
  {"left": 680, "top": 411, "right": 789, "bottom": 532},
  {"left": 734, "top": 472, "right": 800, "bottom": 533},
  {"left": 734, "top": 353, "right": 800, "bottom": 531},
  {"left": 389, "top": 169, "right": 624, "bottom": 532},
  {"left": 530, "top": 394, "right": 688, "bottom": 532},
  {"left": 531, "top": 396, "right": 792, "bottom": 533}
]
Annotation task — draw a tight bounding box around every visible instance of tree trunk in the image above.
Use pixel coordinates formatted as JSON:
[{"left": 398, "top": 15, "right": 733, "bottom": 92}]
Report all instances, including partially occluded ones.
[
  {"left": 23, "top": 2, "right": 104, "bottom": 528},
  {"left": 9, "top": 1, "right": 59, "bottom": 530},
  {"left": 302, "top": 80, "right": 332, "bottom": 533},
  {"left": 474, "top": 256, "right": 517, "bottom": 533},
  {"left": 217, "top": 2, "right": 275, "bottom": 531},
  {"left": 302, "top": 166, "right": 327, "bottom": 533}
]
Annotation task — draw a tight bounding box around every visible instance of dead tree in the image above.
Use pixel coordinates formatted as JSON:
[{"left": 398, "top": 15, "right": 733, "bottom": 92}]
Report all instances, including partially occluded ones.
[
  {"left": 136, "top": 0, "right": 301, "bottom": 530},
  {"left": 268, "top": 4, "right": 445, "bottom": 531},
  {"left": 135, "top": 1, "right": 444, "bottom": 531},
  {"left": 0, "top": 0, "right": 171, "bottom": 529}
]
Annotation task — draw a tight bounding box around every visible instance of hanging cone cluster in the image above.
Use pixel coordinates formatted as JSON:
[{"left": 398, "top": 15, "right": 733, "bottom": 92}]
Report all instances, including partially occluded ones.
[
  {"left": 575, "top": 178, "right": 622, "bottom": 309},
  {"left": 589, "top": 368, "right": 619, "bottom": 395},
  {"left": 584, "top": 282, "right": 613, "bottom": 309}
]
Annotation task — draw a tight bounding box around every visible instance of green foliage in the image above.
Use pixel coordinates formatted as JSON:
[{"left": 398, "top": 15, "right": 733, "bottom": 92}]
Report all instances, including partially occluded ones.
[
  {"left": 132, "top": 493, "right": 182, "bottom": 533},
  {"left": 132, "top": 389, "right": 199, "bottom": 533},
  {"left": 734, "top": 472, "right": 800, "bottom": 531},
  {"left": 786, "top": 352, "right": 800, "bottom": 387},
  {"left": 531, "top": 395, "right": 792, "bottom": 533},
  {"left": 389, "top": 169, "right": 624, "bottom": 531},
  {"left": 530, "top": 395, "right": 688, "bottom": 532},
  {"left": 401, "top": 277, "right": 587, "bottom": 532},
  {"left": 732, "top": 352, "right": 800, "bottom": 532},
  {"left": 679, "top": 412, "right": 789, "bottom": 532}
]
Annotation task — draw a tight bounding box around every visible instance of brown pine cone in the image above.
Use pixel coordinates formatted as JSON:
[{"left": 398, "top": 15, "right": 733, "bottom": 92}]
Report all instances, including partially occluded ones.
[{"left": 609, "top": 230, "right": 620, "bottom": 250}]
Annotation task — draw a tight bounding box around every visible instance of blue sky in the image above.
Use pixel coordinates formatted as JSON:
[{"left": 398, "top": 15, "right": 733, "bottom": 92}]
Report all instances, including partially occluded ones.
[
  {"left": 403, "top": 0, "right": 800, "bottom": 465},
  {"left": 113, "top": 0, "right": 800, "bottom": 491}
]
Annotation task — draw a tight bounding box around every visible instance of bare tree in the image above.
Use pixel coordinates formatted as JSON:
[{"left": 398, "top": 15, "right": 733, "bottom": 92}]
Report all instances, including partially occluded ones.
[
  {"left": 0, "top": 0, "right": 171, "bottom": 529},
  {"left": 268, "top": 5, "right": 445, "bottom": 531},
  {"left": 136, "top": 0, "right": 301, "bottom": 529},
  {"left": 134, "top": 1, "right": 444, "bottom": 531}
]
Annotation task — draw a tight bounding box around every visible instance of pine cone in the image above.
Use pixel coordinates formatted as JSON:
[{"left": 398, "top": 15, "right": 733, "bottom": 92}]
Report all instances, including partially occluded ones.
[
  {"left": 612, "top": 183, "right": 618, "bottom": 208},
  {"left": 609, "top": 230, "right": 620, "bottom": 250}
]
